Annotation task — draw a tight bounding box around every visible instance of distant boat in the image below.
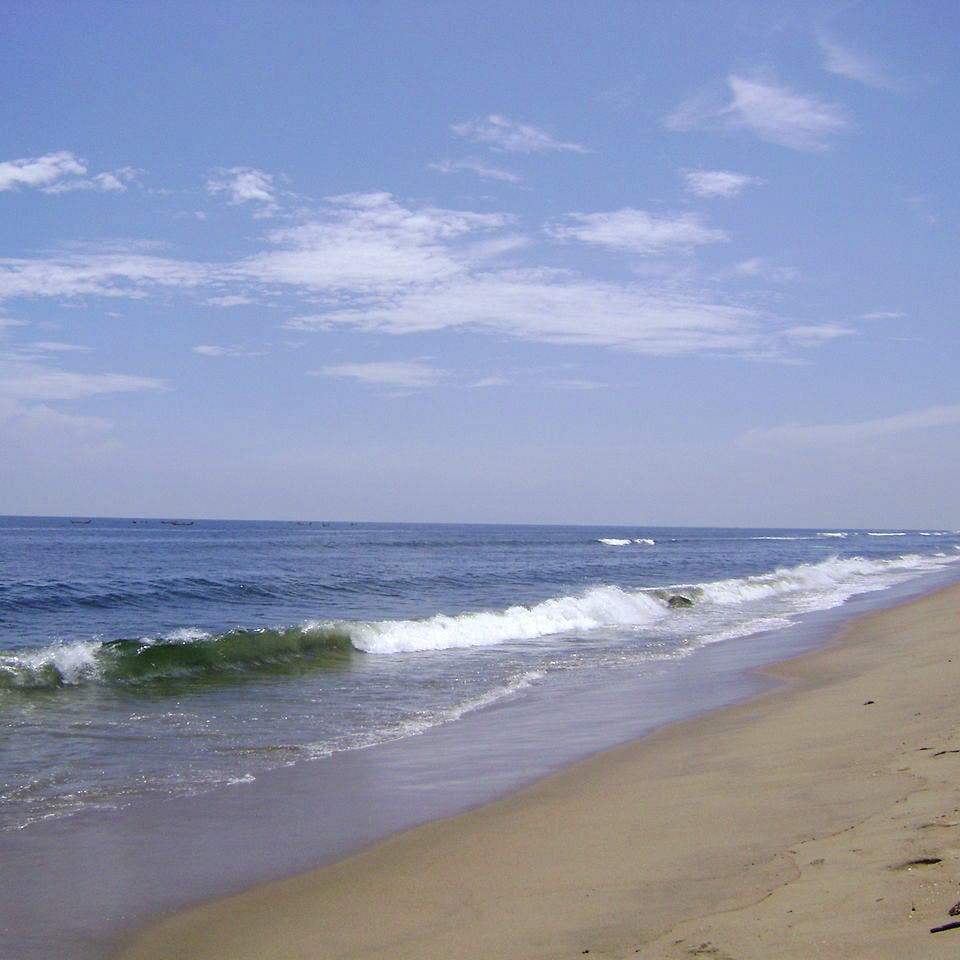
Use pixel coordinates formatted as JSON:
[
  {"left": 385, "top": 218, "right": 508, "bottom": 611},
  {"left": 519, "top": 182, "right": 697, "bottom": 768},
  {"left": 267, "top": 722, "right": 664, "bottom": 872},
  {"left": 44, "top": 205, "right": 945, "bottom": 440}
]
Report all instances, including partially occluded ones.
[
  {"left": 70, "top": 519, "right": 92, "bottom": 525},
  {"left": 161, "top": 520, "right": 195, "bottom": 526}
]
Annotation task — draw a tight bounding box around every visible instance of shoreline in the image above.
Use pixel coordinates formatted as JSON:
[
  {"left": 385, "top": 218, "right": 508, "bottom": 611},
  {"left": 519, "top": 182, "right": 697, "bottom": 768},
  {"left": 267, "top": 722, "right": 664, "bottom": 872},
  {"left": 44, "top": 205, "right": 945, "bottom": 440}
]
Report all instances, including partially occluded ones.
[{"left": 116, "top": 578, "right": 960, "bottom": 959}]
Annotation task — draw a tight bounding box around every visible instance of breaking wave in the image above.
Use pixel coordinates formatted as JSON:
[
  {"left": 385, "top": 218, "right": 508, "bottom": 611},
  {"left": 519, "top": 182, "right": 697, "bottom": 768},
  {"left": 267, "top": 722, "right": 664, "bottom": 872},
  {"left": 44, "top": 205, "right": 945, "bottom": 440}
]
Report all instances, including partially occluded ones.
[{"left": 2, "top": 551, "right": 954, "bottom": 694}]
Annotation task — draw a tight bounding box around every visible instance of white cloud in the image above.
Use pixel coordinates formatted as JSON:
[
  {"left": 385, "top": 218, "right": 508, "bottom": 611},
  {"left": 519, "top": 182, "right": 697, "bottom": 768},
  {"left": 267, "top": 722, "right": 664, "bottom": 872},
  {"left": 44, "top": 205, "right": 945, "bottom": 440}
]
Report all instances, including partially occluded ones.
[
  {"left": 0, "top": 399, "right": 114, "bottom": 441},
  {"left": 740, "top": 402, "right": 960, "bottom": 448},
  {"left": 193, "top": 344, "right": 265, "bottom": 358},
  {"left": 546, "top": 208, "right": 727, "bottom": 254},
  {"left": 205, "top": 294, "right": 254, "bottom": 307},
  {"left": 0, "top": 191, "right": 852, "bottom": 366},
  {"left": 549, "top": 378, "right": 605, "bottom": 390},
  {"left": 289, "top": 269, "right": 803, "bottom": 357},
  {"left": 452, "top": 115, "right": 588, "bottom": 154},
  {"left": 667, "top": 75, "right": 848, "bottom": 151},
  {"left": 819, "top": 34, "right": 905, "bottom": 91},
  {"left": 859, "top": 310, "right": 906, "bottom": 321},
  {"left": 207, "top": 167, "right": 279, "bottom": 213},
  {"left": 0, "top": 152, "right": 139, "bottom": 195},
  {"left": 0, "top": 349, "right": 164, "bottom": 453},
  {"left": 0, "top": 358, "right": 165, "bottom": 403},
  {"left": 0, "top": 250, "right": 210, "bottom": 302},
  {"left": 240, "top": 192, "right": 512, "bottom": 295},
  {"left": 310, "top": 359, "right": 443, "bottom": 388},
  {"left": 429, "top": 158, "right": 522, "bottom": 183},
  {"left": 732, "top": 258, "right": 800, "bottom": 283},
  {"left": 779, "top": 323, "right": 855, "bottom": 346},
  {"left": 42, "top": 167, "right": 139, "bottom": 194},
  {"left": 0, "top": 151, "right": 87, "bottom": 191},
  {"left": 471, "top": 376, "right": 510, "bottom": 388},
  {"left": 683, "top": 169, "right": 761, "bottom": 198},
  {"left": 27, "top": 341, "right": 93, "bottom": 353}
]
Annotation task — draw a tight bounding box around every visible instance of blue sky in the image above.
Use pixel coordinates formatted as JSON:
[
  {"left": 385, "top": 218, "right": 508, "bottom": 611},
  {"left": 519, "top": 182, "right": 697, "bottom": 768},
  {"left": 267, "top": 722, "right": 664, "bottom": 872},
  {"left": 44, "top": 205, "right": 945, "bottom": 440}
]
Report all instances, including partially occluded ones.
[{"left": 1, "top": 0, "right": 957, "bottom": 526}]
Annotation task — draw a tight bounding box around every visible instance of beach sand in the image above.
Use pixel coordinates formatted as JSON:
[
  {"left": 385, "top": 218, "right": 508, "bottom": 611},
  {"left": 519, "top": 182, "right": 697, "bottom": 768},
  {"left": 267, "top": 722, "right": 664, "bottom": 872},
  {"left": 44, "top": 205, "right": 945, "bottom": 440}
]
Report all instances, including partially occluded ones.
[{"left": 116, "top": 581, "right": 960, "bottom": 960}]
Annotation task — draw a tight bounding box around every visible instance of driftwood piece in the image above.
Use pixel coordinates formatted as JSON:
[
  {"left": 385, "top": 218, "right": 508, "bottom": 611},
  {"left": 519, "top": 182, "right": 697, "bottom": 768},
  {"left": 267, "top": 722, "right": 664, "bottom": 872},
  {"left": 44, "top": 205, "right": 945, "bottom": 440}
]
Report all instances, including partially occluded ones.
[{"left": 930, "top": 920, "right": 960, "bottom": 934}]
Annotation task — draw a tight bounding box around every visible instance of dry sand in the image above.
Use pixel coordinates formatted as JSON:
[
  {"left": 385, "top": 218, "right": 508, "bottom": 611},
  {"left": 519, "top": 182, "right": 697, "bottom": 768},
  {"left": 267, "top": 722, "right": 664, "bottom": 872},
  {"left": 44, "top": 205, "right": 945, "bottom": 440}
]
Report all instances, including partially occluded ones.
[{"left": 116, "top": 581, "right": 960, "bottom": 960}]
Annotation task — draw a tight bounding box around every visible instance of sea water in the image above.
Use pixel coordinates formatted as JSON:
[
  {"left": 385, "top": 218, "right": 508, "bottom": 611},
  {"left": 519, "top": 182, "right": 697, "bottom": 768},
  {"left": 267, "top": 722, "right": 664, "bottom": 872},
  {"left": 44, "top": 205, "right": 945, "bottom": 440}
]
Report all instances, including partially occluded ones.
[{"left": 1, "top": 518, "right": 959, "bottom": 957}]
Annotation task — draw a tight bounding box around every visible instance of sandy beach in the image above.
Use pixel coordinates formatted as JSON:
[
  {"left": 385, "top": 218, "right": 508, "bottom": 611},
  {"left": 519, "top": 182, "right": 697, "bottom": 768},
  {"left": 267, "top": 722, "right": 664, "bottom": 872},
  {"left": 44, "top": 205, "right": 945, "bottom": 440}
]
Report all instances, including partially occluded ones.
[{"left": 116, "top": 581, "right": 960, "bottom": 960}]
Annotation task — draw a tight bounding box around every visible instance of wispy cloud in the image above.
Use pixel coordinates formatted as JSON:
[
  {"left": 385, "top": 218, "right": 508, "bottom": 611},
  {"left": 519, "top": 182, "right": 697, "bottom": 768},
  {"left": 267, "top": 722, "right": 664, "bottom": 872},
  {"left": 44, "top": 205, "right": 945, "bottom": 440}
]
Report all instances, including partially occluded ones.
[
  {"left": 548, "top": 378, "right": 605, "bottom": 391},
  {"left": 452, "top": 115, "right": 588, "bottom": 154},
  {"left": 667, "top": 74, "right": 848, "bottom": 151},
  {"left": 858, "top": 310, "right": 906, "bottom": 321},
  {"left": 26, "top": 341, "right": 93, "bottom": 354},
  {"left": 43, "top": 167, "right": 139, "bottom": 194},
  {"left": 240, "top": 192, "right": 512, "bottom": 295},
  {"left": 428, "top": 158, "right": 522, "bottom": 184},
  {"left": 683, "top": 169, "right": 761, "bottom": 199},
  {"left": 471, "top": 376, "right": 510, "bottom": 388},
  {"left": 732, "top": 258, "right": 800, "bottom": 283},
  {"left": 0, "top": 248, "right": 210, "bottom": 302},
  {"left": 207, "top": 166, "right": 279, "bottom": 214},
  {"left": 0, "top": 191, "right": 854, "bottom": 364},
  {"left": 310, "top": 359, "right": 443, "bottom": 389},
  {"left": 192, "top": 344, "right": 265, "bottom": 358},
  {"left": 546, "top": 208, "right": 727, "bottom": 254},
  {"left": 819, "top": 34, "right": 906, "bottom": 91},
  {"left": 289, "top": 268, "right": 841, "bottom": 359},
  {"left": 0, "top": 357, "right": 165, "bottom": 403},
  {"left": 205, "top": 294, "right": 254, "bottom": 308},
  {"left": 740, "top": 402, "right": 960, "bottom": 448}
]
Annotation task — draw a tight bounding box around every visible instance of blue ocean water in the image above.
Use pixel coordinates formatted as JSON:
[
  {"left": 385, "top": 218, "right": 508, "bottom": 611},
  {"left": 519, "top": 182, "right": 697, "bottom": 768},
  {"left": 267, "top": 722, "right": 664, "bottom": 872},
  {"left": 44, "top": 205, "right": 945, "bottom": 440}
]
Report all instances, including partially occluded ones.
[{"left": 2, "top": 516, "right": 958, "bottom": 836}]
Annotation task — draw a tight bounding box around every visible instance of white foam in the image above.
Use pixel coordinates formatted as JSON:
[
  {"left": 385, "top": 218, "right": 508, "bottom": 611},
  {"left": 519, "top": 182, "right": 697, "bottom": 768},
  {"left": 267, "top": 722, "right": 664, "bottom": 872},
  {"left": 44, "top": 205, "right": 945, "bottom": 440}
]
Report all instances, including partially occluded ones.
[
  {"left": 347, "top": 585, "right": 668, "bottom": 654},
  {"left": 3, "top": 639, "right": 101, "bottom": 686},
  {"left": 596, "top": 537, "right": 654, "bottom": 546},
  {"left": 303, "top": 670, "right": 546, "bottom": 758},
  {"left": 697, "top": 552, "right": 950, "bottom": 613},
  {"left": 695, "top": 616, "right": 795, "bottom": 645}
]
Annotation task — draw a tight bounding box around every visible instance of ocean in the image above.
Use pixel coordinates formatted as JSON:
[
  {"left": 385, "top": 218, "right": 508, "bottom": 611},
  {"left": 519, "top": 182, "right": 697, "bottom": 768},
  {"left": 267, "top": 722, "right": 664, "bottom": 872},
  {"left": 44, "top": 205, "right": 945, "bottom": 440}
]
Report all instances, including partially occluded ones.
[{"left": 1, "top": 516, "right": 959, "bottom": 958}]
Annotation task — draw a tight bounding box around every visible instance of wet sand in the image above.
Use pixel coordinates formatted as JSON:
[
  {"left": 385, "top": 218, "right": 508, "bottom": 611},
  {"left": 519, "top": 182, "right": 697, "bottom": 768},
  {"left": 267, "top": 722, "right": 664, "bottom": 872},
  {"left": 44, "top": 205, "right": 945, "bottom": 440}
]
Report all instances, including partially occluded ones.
[{"left": 116, "top": 581, "right": 960, "bottom": 960}]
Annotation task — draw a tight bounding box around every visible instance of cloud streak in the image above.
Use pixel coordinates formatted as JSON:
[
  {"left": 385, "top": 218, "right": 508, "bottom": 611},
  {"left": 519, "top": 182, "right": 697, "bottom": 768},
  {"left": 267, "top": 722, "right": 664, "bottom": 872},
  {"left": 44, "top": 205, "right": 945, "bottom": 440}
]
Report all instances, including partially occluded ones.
[
  {"left": 452, "top": 115, "right": 588, "bottom": 153},
  {"left": 683, "top": 169, "right": 761, "bottom": 198},
  {"left": 740, "top": 402, "right": 960, "bottom": 448},
  {"left": 428, "top": 158, "right": 522, "bottom": 183},
  {"left": 290, "top": 268, "right": 842, "bottom": 359},
  {"left": 311, "top": 359, "right": 443, "bottom": 388},
  {"left": 667, "top": 75, "right": 848, "bottom": 151},
  {"left": 546, "top": 208, "right": 728, "bottom": 254},
  {"left": 819, "top": 34, "right": 906, "bottom": 91}
]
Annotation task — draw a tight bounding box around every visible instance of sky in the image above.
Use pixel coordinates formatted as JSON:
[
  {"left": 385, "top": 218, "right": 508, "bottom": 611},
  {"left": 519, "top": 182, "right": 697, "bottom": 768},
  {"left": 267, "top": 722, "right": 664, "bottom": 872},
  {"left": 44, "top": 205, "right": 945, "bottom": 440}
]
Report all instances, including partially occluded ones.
[{"left": 0, "top": 0, "right": 957, "bottom": 527}]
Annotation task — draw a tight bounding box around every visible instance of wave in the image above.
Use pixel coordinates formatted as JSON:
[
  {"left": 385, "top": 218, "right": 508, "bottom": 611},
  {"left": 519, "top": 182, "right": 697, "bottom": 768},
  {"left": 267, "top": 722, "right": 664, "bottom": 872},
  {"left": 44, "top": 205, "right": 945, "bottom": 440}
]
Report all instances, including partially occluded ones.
[
  {"left": 0, "top": 624, "right": 354, "bottom": 691},
  {"left": 596, "top": 537, "right": 655, "bottom": 546},
  {"left": 347, "top": 585, "right": 668, "bottom": 654},
  {"left": 3, "top": 551, "right": 954, "bottom": 694}
]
